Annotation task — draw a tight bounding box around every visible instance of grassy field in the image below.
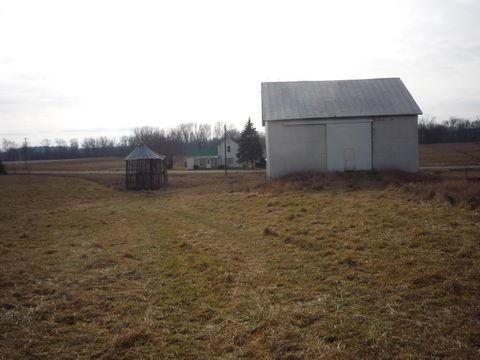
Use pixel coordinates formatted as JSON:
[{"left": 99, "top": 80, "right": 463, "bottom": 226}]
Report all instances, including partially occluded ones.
[{"left": 1, "top": 172, "right": 479, "bottom": 359}]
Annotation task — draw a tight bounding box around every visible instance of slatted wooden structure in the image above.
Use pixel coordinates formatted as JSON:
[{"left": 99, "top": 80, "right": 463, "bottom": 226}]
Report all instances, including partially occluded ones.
[{"left": 124, "top": 145, "right": 167, "bottom": 190}]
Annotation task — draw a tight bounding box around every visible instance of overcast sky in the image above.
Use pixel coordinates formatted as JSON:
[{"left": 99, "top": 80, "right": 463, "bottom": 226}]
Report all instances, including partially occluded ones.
[{"left": 1, "top": 0, "right": 479, "bottom": 145}]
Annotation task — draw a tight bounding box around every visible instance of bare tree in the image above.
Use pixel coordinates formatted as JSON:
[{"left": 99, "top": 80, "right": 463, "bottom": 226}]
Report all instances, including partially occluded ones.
[
  {"left": 69, "top": 138, "right": 79, "bottom": 157},
  {"left": 40, "top": 139, "right": 52, "bottom": 159},
  {"left": 176, "top": 123, "right": 194, "bottom": 144},
  {"left": 213, "top": 122, "right": 240, "bottom": 140},
  {"left": 191, "top": 123, "right": 211, "bottom": 145},
  {"left": 2, "top": 139, "right": 17, "bottom": 152},
  {"left": 54, "top": 138, "right": 68, "bottom": 158},
  {"left": 1, "top": 139, "right": 18, "bottom": 161}
]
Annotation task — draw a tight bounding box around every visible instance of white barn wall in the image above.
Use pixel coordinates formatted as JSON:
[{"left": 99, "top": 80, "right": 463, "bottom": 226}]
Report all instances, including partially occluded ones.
[
  {"left": 326, "top": 121, "right": 372, "bottom": 171},
  {"left": 372, "top": 116, "right": 418, "bottom": 172},
  {"left": 266, "top": 116, "right": 419, "bottom": 177},
  {"left": 266, "top": 120, "right": 327, "bottom": 177}
]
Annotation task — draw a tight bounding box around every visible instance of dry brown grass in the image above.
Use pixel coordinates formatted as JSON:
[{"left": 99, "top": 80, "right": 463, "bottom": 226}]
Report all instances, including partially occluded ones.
[
  {"left": 4, "top": 157, "right": 124, "bottom": 172},
  {"left": 261, "top": 171, "right": 480, "bottom": 210},
  {"left": 5, "top": 156, "right": 187, "bottom": 172},
  {"left": 420, "top": 142, "right": 480, "bottom": 166},
  {"left": 1, "top": 174, "right": 479, "bottom": 359}
]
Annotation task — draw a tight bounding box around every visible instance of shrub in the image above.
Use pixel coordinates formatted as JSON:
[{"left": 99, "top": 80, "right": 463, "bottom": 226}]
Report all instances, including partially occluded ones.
[{"left": 0, "top": 160, "right": 7, "bottom": 175}]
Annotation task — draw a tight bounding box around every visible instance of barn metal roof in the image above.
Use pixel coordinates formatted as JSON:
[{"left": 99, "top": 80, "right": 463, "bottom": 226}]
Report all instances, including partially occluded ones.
[
  {"left": 124, "top": 145, "right": 164, "bottom": 160},
  {"left": 261, "top": 78, "right": 422, "bottom": 123}
]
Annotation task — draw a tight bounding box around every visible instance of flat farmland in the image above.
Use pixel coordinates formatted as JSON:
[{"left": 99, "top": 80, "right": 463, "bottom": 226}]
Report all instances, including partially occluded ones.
[
  {"left": 1, "top": 171, "right": 479, "bottom": 359},
  {"left": 5, "top": 157, "right": 124, "bottom": 172},
  {"left": 419, "top": 142, "right": 480, "bottom": 166},
  {"left": 4, "top": 142, "right": 480, "bottom": 174}
]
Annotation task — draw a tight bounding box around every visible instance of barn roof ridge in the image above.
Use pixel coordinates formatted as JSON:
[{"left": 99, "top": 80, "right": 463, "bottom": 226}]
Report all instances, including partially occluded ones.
[
  {"left": 261, "top": 77, "right": 422, "bottom": 123},
  {"left": 261, "top": 77, "right": 401, "bottom": 85}
]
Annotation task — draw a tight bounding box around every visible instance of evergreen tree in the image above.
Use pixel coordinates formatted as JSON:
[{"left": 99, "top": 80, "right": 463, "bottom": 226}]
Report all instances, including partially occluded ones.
[{"left": 237, "top": 118, "right": 263, "bottom": 168}]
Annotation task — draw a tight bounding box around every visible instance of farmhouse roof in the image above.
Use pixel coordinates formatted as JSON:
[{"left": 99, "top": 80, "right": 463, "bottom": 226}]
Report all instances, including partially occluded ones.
[
  {"left": 124, "top": 145, "right": 164, "bottom": 161},
  {"left": 185, "top": 146, "right": 218, "bottom": 157},
  {"left": 261, "top": 78, "right": 422, "bottom": 123}
]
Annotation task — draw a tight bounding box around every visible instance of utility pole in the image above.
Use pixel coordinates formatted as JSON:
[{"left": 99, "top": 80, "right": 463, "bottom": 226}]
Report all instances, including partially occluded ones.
[
  {"left": 224, "top": 124, "right": 227, "bottom": 175},
  {"left": 23, "top": 138, "right": 28, "bottom": 173}
]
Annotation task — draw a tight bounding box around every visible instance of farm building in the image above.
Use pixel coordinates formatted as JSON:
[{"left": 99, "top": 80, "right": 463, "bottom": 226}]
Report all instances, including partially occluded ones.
[
  {"left": 124, "top": 145, "right": 167, "bottom": 190},
  {"left": 262, "top": 78, "right": 422, "bottom": 177},
  {"left": 185, "top": 146, "right": 218, "bottom": 170},
  {"left": 217, "top": 137, "right": 241, "bottom": 168},
  {"left": 185, "top": 137, "right": 242, "bottom": 170}
]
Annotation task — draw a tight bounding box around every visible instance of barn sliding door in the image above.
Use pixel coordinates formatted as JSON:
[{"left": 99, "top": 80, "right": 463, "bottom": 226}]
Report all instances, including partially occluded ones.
[
  {"left": 268, "top": 123, "right": 327, "bottom": 176},
  {"left": 326, "top": 122, "right": 372, "bottom": 171}
]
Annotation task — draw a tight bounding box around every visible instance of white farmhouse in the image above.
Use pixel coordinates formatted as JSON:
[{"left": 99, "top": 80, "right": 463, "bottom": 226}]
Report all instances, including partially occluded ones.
[
  {"left": 262, "top": 78, "right": 422, "bottom": 178},
  {"left": 217, "top": 137, "right": 241, "bottom": 168},
  {"left": 185, "top": 137, "right": 242, "bottom": 170}
]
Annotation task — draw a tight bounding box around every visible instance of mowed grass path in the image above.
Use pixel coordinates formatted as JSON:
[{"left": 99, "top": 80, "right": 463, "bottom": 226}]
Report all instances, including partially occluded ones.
[{"left": 1, "top": 175, "right": 479, "bottom": 359}]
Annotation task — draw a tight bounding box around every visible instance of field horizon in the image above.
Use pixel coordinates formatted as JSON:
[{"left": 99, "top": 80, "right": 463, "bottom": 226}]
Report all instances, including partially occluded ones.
[{"left": 4, "top": 142, "right": 480, "bottom": 173}]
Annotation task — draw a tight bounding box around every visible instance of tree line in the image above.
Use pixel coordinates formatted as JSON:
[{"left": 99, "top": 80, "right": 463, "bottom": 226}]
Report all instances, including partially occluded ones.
[
  {"left": 418, "top": 116, "right": 480, "bottom": 144},
  {"left": 2, "top": 116, "right": 478, "bottom": 162},
  {"left": 0, "top": 122, "right": 245, "bottom": 162}
]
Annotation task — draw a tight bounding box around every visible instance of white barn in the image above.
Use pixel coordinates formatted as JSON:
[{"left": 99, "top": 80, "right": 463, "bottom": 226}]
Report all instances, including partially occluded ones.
[{"left": 262, "top": 78, "right": 422, "bottom": 178}]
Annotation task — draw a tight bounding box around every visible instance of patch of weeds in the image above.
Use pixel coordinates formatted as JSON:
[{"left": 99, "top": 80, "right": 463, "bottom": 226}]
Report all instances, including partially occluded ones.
[
  {"left": 441, "top": 278, "right": 466, "bottom": 296},
  {"left": 179, "top": 241, "right": 193, "bottom": 250},
  {"left": 98, "top": 330, "right": 151, "bottom": 359},
  {"left": 270, "top": 331, "right": 304, "bottom": 360},
  {"left": 338, "top": 257, "right": 358, "bottom": 267},
  {"left": 324, "top": 335, "right": 337, "bottom": 343},
  {"left": 263, "top": 227, "right": 278, "bottom": 237},
  {"left": 412, "top": 273, "right": 446, "bottom": 288}
]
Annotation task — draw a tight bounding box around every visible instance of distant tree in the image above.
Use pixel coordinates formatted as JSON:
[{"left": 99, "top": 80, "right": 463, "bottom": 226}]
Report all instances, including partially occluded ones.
[
  {"left": 237, "top": 118, "right": 263, "bottom": 168},
  {"left": 55, "top": 138, "right": 68, "bottom": 158},
  {"left": 2, "top": 139, "right": 19, "bottom": 161},
  {"left": 0, "top": 159, "right": 6, "bottom": 175},
  {"left": 82, "top": 137, "right": 97, "bottom": 157},
  {"left": 213, "top": 122, "right": 240, "bottom": 140},
  {"left": 191, "top": 123, "right": 211, "bottom": 146},
  {"left": 2, "top": 139, "right": 16, "bottom": 152},
  {"left": 40, "top": 139, "right": 52, "bottom": 159},
  {"left": 69, "top": 138, "right": 79, "bottom": 157}
]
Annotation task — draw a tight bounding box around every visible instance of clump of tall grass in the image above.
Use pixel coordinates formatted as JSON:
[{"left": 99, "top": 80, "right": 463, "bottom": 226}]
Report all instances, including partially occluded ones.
[
  {"left": 0, "top": 160, "right": 7, "bottom": 175},
  {"left": 402, "top": 178, "right": 480, "bottom": 209},
  {"left": 262, "top": 170, "right": 480, "bottom": 209}
]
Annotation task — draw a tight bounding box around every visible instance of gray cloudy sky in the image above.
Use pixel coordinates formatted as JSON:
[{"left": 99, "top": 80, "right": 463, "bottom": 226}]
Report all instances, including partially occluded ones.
[{"left": 0, "top": 0, "right": 479, "bottom": 145}]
